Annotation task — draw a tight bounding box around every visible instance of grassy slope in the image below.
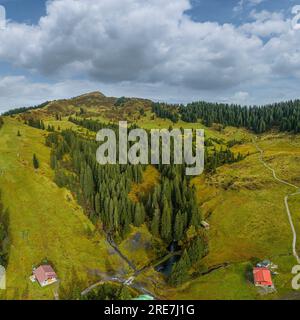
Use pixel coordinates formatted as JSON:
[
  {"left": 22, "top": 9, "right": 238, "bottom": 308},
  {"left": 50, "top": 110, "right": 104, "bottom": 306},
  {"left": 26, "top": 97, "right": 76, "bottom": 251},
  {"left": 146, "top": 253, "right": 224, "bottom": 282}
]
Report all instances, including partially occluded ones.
[
  {"left": 161, "top": 131, "right": 300, "bottom": 300},
  {"left": 0, "top": 117, "right": 125, "bottom": 300},
  {"left": 128, "top": 115, "right": 300, "bottom": 299},
  {"left": 128, "top": 165, "right": 160, "bottom": 203},
  {"left": 74, "top": 110, "right": 300, "bottom": 300},
  {"left": 2, "top": 103, "right": 300, "bottom": 300}
]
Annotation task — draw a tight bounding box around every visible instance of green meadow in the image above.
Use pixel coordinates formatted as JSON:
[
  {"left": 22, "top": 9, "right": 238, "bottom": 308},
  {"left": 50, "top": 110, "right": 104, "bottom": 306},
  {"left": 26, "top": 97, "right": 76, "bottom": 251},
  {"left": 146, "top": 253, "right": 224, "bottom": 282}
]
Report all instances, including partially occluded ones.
[
  {"left": 1, "top": 99, "right": 300, "bottom": 300},
  {"left": 0, "top": 117, "right": 125, "bottom": 300}
]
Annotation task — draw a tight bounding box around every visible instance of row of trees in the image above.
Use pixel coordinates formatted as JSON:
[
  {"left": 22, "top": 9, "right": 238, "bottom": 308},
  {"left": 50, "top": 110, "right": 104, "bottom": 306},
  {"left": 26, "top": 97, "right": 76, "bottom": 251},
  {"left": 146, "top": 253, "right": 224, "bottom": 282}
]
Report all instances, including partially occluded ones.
[
  {"left": 25, "top": 118, "right": 56, "bottom": 132},
  {"left": 150, "top": 99, "right": 300, "bottom": 134},
  {"left": 69, "top": 117, "right": 120, "bottom": 132},
  {"left": 205, "top": 145, "right": 245, "bottom": 173},
  {"left": 152, "top": 103, "right": 179, "bottom": 123},
  {"left": 82, "top": 284, "right": 134, "bottom": 300},
  {"left": 179, "top": 100, "right": 300, "bottom": 134},
  {"left": 1, "top": 101, "right": 49, "bottom": 116},
  {"left": 0, "top": 192, "right": 10, "bottom": 267},
  {"left": 0, "top": 125, "right": 9, "bottom": 266}
]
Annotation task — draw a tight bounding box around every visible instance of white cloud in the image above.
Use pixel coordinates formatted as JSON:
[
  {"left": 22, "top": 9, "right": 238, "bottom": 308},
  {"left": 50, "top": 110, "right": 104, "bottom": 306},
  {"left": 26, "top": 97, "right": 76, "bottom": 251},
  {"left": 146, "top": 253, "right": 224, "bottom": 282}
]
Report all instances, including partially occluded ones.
[
  {"left": 0, "top": 0, "right": 266, "bottom": 90},
  {"left": 240, "top": 10, "right": 289, "bottom": 37},
  {"left": 0, "top": 0, "right": 300, "bottom": 108},
  {"left": 232, "top": 91, "right": 250, "bottom": 103},
  {"left": 0, "top": 76, "right": 101, "bottom": 112},
  {"left": 234, "top": 0, "right": 267, "bottom": 13}
]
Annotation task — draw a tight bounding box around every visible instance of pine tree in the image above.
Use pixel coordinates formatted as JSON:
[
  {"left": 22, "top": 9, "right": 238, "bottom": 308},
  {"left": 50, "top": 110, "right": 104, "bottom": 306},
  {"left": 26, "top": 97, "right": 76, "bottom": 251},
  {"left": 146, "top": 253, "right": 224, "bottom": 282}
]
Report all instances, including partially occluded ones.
[
  {"left": 33, "top": 154, "right": 39, "bottom": 169},
  {"left": 187, "top": 236, "right": 206, "bottom": 265},
  {"left": 174, "top": 210, "right": 184, "bottom": 241},
  {"left": 95, "top": 193, "right": 101, "bottom": 215},
  {"left": 168, "top": 249, "right": 191, "bottom": 286},
  {"left": 150, "top": 207, "right": 161, "bottom": 237},
  {"left": 161, "top": 198, "right": 172, "bottom": 242},
  {"left": 134, "top": 202, "right": 145, "bottom": 227},
  {"left": 50, "top": 152, "right": 57, "bottom": 169}
]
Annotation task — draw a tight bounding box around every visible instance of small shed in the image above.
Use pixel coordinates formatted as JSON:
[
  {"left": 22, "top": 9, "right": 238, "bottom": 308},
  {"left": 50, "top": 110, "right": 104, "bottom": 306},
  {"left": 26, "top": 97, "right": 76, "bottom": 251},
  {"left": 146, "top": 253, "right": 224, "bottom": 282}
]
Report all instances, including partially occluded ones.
[{"left": 201, "top": 221, "right": 210, "bottom": 230}]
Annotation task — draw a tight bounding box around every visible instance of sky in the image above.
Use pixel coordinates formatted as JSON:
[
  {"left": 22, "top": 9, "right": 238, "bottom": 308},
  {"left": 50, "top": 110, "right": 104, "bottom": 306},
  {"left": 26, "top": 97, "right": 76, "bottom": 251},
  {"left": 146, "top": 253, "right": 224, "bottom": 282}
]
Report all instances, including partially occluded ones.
[{"left": 0, "top": 0, "right": 300, "bottom": 112}]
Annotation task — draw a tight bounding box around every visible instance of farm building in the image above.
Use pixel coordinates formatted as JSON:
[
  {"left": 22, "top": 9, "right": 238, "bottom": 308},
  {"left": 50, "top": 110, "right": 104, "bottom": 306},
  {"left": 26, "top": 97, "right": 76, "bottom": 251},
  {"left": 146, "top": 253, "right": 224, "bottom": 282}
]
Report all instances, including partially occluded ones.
[
  {"left": 31, "top": 265, "right": 58, "bottom": 287},
  {"left": 253, "top": 267, "right": 273, "bottom": 288},
  {"left": 201, "top": 221, "right": 210, "bottom": 230}
]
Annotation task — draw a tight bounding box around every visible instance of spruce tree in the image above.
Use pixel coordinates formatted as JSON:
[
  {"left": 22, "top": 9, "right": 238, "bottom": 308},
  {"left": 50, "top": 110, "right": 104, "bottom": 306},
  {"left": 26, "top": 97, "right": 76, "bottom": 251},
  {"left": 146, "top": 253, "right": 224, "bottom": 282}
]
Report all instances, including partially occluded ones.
[
  {"left": 161, "top": 198, "right": 172, "bottom": 242},
  {"left": 33, "top": 154, "right": 39, "bottom": 169},
  {"left": 168, "top": 250, "right": 191, "bottom": 286}
]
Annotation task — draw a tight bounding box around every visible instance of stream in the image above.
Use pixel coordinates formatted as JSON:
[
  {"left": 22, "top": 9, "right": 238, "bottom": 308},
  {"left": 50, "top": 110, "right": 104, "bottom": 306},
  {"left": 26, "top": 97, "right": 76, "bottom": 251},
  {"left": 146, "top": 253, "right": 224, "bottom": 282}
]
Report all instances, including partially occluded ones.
[{"left": 155, "top": 241, "right": 181, "bottom": 276}]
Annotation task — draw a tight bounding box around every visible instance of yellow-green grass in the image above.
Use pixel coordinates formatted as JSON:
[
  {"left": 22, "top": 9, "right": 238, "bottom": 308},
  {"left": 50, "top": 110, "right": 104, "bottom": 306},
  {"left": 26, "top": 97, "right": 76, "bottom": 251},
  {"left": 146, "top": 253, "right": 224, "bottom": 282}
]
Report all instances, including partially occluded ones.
[
  {"left": 136, "top": 133, "right": 300, "bottom": 300},
  {"left": 137, "top": 115, "right": 225, "bottom": 140},
  {"left": 185, "top": 134, "right": 300, "bottom": 298},
  {"left": 85, "top": 113, "right": 300, "bottom": 299},
  {"left": 172, "top": 255, "right": 296, "bottom": 300},
  {"left": 118, "top": 225, "right": 166, "bottom": 270},
  {"left": 2, "top": 112, "right": 300, "bottom": 300},
  {"left": 128, "top": 165, "right": 160, "bottom": 203},
  {"left": 160, "top": 262, "right": 260, "bottom": 300},
  {"left": 194, "top": 134, "right": 300, "bottom": 262},
  {"left": 0, "top": 118, "right": 125, "bottom": 300}
]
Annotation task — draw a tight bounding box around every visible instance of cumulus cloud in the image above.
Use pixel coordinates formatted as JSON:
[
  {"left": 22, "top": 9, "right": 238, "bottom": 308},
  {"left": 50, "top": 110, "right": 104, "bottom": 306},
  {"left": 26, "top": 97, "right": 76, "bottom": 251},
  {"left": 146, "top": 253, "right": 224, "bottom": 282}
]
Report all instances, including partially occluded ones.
[
  {"left": 234, "top": 0, "right": 267, "bottom": 13},
  {"left": 240, "top": 10, "right": 289, "bottom": 37},
  {"left": 232, "top": 91, "right": 250, "bottom": 103},
  {"left": 0, "top": 76, "right": 91, "bottom": 111},
  {"left": 0, "top": 0, "right": 299, "bottom": 108},
  {"left": 0, "top": 0, "right": 266, "bottom": 92}
]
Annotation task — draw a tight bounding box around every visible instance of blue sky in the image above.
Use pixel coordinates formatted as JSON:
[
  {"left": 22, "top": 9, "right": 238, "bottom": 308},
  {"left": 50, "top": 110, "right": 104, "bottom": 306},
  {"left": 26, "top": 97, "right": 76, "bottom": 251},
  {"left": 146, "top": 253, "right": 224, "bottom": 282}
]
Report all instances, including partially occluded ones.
[
  {"left": 0, "top": 0, "right": 300, "bottom": 111},
  {"left": 0, "top": 0, "right": 46, "bottom": 24},
  {"left": 0, "top": 0, "right": 293, "bottom": 25}
]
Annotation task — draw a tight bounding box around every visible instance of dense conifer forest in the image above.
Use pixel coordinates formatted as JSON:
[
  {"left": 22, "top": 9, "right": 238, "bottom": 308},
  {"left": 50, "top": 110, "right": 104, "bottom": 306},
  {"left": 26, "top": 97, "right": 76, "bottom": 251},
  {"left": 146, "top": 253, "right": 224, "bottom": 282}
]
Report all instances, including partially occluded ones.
[
  {"left": 152, "top": 100, "right": 300, "bottom": 134},
  {"left": 45, "top": 123, "right": 210, "bottom": 284},
  {"left": 181, "top": 100, "right": 300, "bottom": 133},
  {"left": 152, "top": 103, "right": 179, "bottom": 123}
]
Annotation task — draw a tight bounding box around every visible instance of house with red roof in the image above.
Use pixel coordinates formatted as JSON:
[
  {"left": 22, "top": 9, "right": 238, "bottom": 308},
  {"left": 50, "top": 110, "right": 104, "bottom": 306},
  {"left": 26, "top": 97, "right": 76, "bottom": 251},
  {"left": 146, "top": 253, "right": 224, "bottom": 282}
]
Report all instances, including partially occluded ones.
[
  {"left": 31, "top": 265, "right": 58, "bottom": 287},
  {"left": 253, "top": 267, "right": 273, "bottom": 288}
]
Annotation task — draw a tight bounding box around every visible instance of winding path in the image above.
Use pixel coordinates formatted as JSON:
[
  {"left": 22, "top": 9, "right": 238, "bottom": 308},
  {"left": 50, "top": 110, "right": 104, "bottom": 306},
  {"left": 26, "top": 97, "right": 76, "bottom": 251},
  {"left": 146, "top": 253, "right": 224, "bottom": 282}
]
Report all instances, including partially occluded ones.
[
  {"left": 106, "top": 233, "right": 137, "bottom": 272},
  {"left": 253, "top": 138, "right": 300, "bottom": 264}
]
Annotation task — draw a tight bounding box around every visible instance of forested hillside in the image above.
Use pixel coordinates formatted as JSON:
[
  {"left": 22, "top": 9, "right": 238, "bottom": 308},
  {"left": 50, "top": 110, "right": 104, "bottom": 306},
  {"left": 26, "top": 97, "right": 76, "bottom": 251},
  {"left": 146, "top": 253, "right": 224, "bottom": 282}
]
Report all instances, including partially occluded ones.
[
  {"left": 2, "top": 91, "right": 300, "bottom": 299},
  {"left": 45, "top": 121, "right": 209, "bottom": 286},
  {"left": 152, "top": 100, "right": 300, "bottom": 134}
]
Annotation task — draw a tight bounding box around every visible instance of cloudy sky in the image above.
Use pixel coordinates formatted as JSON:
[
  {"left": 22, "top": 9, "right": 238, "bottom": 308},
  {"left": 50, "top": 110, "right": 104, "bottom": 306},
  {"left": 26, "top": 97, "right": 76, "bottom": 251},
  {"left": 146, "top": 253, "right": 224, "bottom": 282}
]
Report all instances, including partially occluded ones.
[{"left": 0, "top": 0, "right": 300, "bottom": 112}]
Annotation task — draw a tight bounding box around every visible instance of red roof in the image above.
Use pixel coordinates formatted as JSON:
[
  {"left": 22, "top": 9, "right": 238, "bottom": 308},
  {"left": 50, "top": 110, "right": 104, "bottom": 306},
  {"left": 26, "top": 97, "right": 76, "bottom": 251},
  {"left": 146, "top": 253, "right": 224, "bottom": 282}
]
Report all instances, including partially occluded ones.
[
  {"left": 253, "top": 267, "right": 273, "bottom": 287},
  {"left": 33, "top": 265, "right": 57, "bottom": 284}
]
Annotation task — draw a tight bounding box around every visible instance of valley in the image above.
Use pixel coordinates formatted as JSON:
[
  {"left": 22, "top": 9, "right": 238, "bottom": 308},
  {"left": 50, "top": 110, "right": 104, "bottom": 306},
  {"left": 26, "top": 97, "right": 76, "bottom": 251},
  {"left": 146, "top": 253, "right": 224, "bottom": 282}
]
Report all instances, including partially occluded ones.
[{"left": 1, "top": 92, "right": 300, "bottom": 300}]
